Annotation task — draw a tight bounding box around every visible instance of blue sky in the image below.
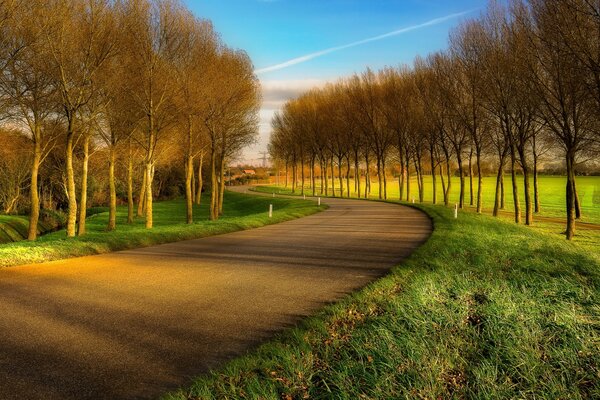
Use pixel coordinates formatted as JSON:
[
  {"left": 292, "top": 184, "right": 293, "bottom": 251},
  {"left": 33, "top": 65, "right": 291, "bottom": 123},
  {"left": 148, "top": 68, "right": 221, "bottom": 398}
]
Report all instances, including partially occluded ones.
[{"left": 184, "top": 0, "right": 487, "bottom": 164}]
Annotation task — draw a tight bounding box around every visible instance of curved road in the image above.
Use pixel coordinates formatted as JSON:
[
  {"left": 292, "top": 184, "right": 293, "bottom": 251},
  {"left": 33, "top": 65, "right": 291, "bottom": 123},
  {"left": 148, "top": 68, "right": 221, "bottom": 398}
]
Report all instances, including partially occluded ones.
[{"left": 0, "top": 190, "right": 431, "bottom": 399}]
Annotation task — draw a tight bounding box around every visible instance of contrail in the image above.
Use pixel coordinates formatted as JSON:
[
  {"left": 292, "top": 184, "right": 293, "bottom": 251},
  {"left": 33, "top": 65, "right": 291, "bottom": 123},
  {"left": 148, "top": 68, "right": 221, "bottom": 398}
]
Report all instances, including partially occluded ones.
[{"left": 255, "top": 9, "right": 477, "bottom": 75}]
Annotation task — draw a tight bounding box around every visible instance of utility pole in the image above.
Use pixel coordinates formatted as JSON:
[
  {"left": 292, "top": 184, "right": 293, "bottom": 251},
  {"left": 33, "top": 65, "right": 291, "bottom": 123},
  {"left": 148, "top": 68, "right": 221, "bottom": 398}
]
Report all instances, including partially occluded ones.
[{"left": 259, "top": 151, "right": 268, "bottom": 168}]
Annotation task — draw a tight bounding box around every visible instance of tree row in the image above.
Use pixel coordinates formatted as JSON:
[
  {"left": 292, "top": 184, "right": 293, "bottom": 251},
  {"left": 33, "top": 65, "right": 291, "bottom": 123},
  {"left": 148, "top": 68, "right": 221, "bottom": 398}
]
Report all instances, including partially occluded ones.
[
  {"left": 269, "top": 0, "right": 600, "bottom": 239},
  {"left": 0, "top": 0, "right": 260, "bottom": 240}
]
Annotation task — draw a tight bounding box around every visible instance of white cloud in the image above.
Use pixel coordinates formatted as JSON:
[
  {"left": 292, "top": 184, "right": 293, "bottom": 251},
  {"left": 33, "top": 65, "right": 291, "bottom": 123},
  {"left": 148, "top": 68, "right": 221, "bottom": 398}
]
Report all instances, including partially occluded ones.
[
  {"left": 238, "top": 79, "right": 328, "bottom": 164},
  {"left": 255, "top": 9, "right": 477, "bottom": 75},
  {"left": 260, "top": 79, "right": 327, "bottom": 110}
]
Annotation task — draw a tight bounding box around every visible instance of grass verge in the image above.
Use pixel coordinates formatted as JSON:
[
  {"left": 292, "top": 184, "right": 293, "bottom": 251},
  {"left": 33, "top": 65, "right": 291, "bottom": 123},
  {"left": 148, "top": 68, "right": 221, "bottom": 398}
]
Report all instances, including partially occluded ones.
[
  {"left": 165, "top": 191, "right": 599, "bottom": 399},
  {"left": 0, "top": 191, "right": 325, "bottom": 267}
]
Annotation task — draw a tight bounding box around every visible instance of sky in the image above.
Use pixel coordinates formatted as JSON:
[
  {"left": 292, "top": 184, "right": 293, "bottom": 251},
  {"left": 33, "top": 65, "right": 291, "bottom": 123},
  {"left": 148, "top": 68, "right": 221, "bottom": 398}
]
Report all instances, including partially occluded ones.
[{"left": 184, "top": 0, "right": 487, "bottom": 166}]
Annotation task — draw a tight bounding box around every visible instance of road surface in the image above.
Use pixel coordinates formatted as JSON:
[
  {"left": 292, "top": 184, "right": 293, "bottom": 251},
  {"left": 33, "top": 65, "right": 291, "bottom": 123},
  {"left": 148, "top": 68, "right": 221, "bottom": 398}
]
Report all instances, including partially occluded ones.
[{"left": 0, "top": 191, "right": 432, "bottom": 399}]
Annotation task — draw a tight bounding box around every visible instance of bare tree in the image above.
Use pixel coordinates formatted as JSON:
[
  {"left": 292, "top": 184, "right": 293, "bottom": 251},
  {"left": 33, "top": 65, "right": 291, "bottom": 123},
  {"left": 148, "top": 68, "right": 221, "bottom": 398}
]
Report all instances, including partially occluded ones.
[
  {"left": 45, "top": 0, "right": 118, "bottom": 237},
  {"left": 528, "top": 0, "right": 597, "bottom": 238},
  {"left": 121, "top": 0, "right": 185, "bottom": 229},
  {"left": 0, "top": 0, "right": 58, "bottom": 239}
]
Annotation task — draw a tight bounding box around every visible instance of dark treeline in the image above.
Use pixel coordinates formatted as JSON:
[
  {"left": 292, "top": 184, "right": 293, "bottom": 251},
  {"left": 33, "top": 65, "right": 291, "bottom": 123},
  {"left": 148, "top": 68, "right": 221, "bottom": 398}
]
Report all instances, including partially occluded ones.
[
  {"left": 269, "top": 0, "right": 600, "bottom": 240},
  {"left": 0, "top": 0, "right": 260, "bottom": 239}
]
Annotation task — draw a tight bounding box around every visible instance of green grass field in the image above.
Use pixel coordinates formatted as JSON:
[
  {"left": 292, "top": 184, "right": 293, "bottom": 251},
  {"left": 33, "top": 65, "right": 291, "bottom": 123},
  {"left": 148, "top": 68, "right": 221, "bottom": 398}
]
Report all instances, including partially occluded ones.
[
  {"left": 165, "top": 192, "right": 599, "bottom": 400},
  {"left": 0, "top": 191, "right": 325, "bottom": 268},
  {"left": 274, "top": 175, "right": 600, "bottom": 224}
]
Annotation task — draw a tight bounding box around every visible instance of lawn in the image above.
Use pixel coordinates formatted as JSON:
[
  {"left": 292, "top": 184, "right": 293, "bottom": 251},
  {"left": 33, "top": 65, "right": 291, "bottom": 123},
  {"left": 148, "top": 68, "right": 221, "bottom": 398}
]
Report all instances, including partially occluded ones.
[
  {"left": 271, "top": 175, "right": 600, "bottom": 224},
  {"left": 0, "top": 191, "right": 325, "bottom": 267},
  {"left": 165, "top": 193, "right": 599, "bottom": 399}
]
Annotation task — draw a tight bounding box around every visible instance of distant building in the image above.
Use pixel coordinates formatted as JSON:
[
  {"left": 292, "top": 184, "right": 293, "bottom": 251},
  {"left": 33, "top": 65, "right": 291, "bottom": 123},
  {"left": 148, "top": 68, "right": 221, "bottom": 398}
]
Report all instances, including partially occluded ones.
[{"left": 242, "top": 169, "right": 256, "bottom": 175}]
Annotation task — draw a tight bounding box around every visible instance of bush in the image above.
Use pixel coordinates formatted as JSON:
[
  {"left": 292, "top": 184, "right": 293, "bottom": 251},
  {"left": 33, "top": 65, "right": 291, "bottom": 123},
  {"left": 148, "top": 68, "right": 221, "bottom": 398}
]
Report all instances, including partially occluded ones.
[{"left": 39, "top": 208, "right": 66, "bottom": 231}]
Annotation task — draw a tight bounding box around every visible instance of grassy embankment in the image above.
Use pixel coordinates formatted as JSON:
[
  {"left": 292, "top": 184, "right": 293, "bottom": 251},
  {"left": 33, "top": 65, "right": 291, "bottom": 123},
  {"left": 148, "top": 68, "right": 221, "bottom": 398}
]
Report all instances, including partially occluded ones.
[
  {"left": 166, "top": 185, "right": 599, "bottom": 400},
  {"left": 271, "top": 175, "right": 600, "bottom": 223},
  {"left": 0, "top": 213, "right": 65, "bottom": 244},
  {"left": 0, "top": 191, "right": 325, "bottom": 267}
]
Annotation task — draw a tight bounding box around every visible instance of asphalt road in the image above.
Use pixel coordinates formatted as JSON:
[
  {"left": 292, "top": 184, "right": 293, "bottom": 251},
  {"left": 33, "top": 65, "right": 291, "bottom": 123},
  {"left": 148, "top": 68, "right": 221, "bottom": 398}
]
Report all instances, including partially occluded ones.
[{"left": 0, "top": 190, "right": 432, "bottom": 400}]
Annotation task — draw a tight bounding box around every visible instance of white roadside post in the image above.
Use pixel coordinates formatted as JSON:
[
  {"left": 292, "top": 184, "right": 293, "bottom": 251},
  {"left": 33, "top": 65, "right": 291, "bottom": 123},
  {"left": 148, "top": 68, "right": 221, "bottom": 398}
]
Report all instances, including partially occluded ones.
[
  {"left": 303, "top": 194, "right": 306, "bottom": 200},
  {"left": 318, "top": 197, "right": 321, "bottom": 206},
  {"left": 269, "top": 204, "right": 273, "bottom": 218},
  {"left": 454, "top": 203, "right": 458, "bottom": 219}
]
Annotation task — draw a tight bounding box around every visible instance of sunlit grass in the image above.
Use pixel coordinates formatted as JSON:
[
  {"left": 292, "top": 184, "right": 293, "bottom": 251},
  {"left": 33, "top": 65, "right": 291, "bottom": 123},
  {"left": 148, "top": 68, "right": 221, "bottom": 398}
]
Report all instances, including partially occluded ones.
[
  {"left": 0, "top": 191, "right": 325, "bottom": 267},
  {"left": 165, "top": 193, "right": 599, "bottom": 400}
]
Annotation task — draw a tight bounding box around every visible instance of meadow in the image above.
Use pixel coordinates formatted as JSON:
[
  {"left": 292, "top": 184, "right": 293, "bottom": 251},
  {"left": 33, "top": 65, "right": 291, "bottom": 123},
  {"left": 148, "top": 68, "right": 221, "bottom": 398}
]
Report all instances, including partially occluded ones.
[
  {"left": 271, "top": 175, "right": 600, "bottom": 224},
  {"left": 0, "top": 191, "right": 324, "bottom": 267}
]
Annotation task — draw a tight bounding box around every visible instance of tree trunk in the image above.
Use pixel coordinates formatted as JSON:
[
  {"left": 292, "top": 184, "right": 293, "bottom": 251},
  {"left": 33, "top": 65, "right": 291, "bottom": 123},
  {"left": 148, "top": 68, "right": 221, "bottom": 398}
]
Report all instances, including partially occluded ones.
[
  {"left": 533, "top": 152, "right": 540, "bottom": 213},
  {"left": 338, "top": 155, "right": 344, "bottom": 198},
  {"left": 493, "top": 157, "right": 504, "bottom": 217},
  {"left": 322, "top": 160, "right": 328, "bottom": 196},
  {"left": 28, "top": 136, "right": 41, "bottom": 240},
  {"left": 185, "top": 117, "right": 194, "bottom": 224},
  {"left": 468, "top": 149, "right": 474, "bottom": 206},
  {"left": 127, "top": 145, "right": 134, "bottom": 224},
  {"left": 518, "top": 142, "right": 533, "bottom": 225},
  {"left": 291, "top": 162, "right": 297, "bottom": 193},
  {"left": 419, "top": 164, "right": 424, "bottom": 202},
  {"left": 431, "top": 154, "right": 437, "bottom": 205},
  {"left": 346, "top": 155, "right": 351, "bottom": 198},
  {"left": 65, "top": 119, "right": 77, "bottom": 237},
  {"left": 405, "top": 151, "right": 411, "bottom": 202},
  {"left": 414, "top": 156, "right": 424, "bottom": 202},
  {"left": 444, "top": 156, "right": 452, "bottom": 206},
  {"left": 365, "top": 153, "right": 370, "bottom": 199},
  {"left": 77, "top": 136, "right": 90, "bottom": 236},
  {"left": 522, "top": 163, "right": 533, "bottom": 225},
  {"left": 413, "top": 157, "right": 421, "bottom": 202},
  {"left": 376, "top": 156, "right": 383, "bottom": 199},
  {"left": 218, "top": 154, "right": 226, "bottom": 215},
  {"left": 398, "top": 149, "right": 405, "bottom": 201},
  {"left": 108, "top": 145, "right": 117, "bottom": 231},
  {"left": 500, "top": 171, "right": 505, "bottom": 209},
  {"left": 210, "top": 145, "right": 218, "bottom": 220},
  {"left": 355, "top": 153, "right": 360, "bottom": 198},
  {"left": 440, "top": 164, "right": 446, "bottom": 205},
  {"left": 191, "top": 165, "right": 196, "bottom": 204},
  {"left": 457, "top": 152, "right": 465, "bottom": 209},
  {"left": 510, "top": 146, "right": 521, "bottom": 224},
  {"left": 476, "top": 151, "right": 482, "bottom": 213},
  {"left": 137, "top": 170, "right": 146, "bottom": 218},
  {"left": 145, "top": 160, "right": 153, "bottom": 229},
  {"left": 330, "top": 156, "right": 336, "bottom": 197},
  {"left": 196, "top": 152, "right": 203, "bottom": 205},
  {"left": 300, "top": 153, "right": 305, "bottom": 196},
  {"left": 311, "top": 158, "right": 316, "bottom": 196},
  {"left": 565, "top": 150, "right": 576, "bottom": 240},
  {"left": 574, "top": 176, "right": 582, "bottom": 219},
  {"left": 382, "top": 157, "right": 388, "bottom": 200}
]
